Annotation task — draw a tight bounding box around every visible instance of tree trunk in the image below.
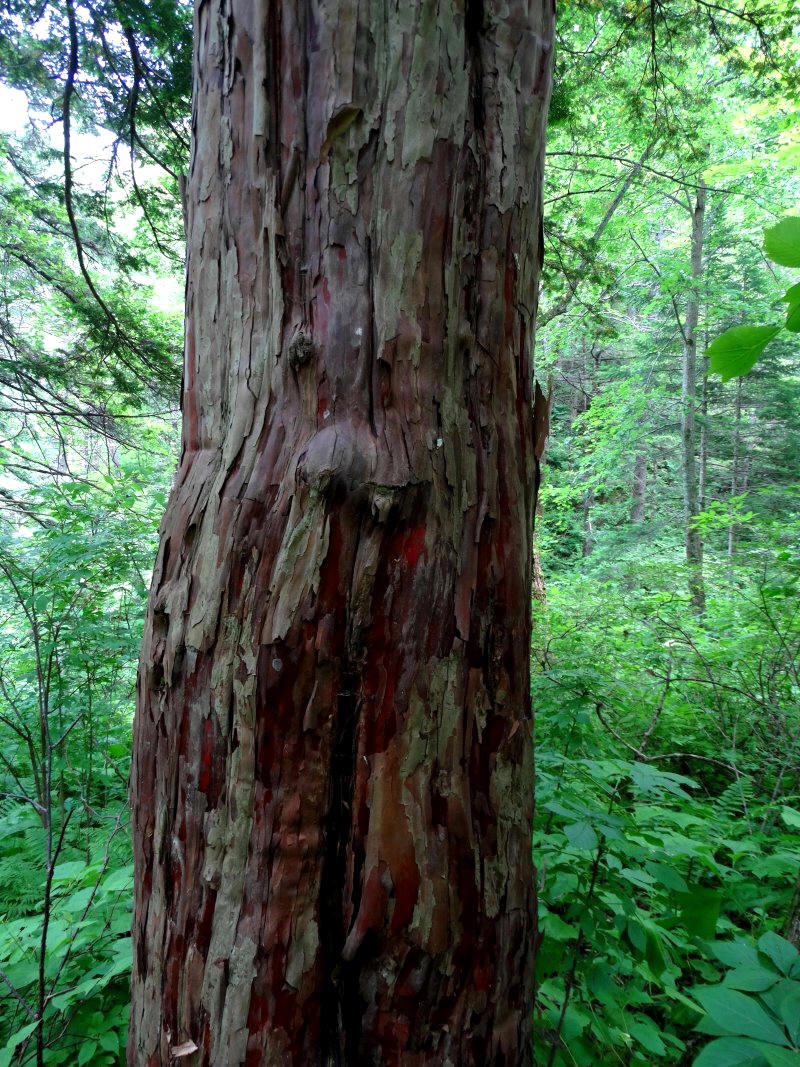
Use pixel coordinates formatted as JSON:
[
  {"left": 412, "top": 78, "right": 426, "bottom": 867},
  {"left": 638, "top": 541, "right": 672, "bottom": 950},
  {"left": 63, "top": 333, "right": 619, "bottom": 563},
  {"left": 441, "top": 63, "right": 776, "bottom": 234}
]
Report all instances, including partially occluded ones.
[
  {"left": 129, "top": 4, "right": 554, "bottom": 1066},
  {"left": 581, "top": 491, "right": 594, "bottom": 557},
  {"left": 699, "top": 345, "right": 708, "bottom": 513},
  {"left": 532, "top": 545, "right": 546, "bottom": 603},
  {"left": 577, "top": 341, "right": 594, "bottom": 557},
  {"left": 630, "top": 454, "right": 647, "bottom": 523},
  {"left": 728, "top": 376, "right": 742, "bottom": 558},
  {"left": 682, "top": 184, "right": 706, "bottom": 614}
]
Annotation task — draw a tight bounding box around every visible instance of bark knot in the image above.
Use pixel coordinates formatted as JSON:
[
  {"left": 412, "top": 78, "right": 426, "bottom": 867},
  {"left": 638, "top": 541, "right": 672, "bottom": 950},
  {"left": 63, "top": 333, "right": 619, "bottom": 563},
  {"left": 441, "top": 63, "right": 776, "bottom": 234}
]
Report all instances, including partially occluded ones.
[{"left": 288, "top": 325, "right": 315, "bottom": 370}]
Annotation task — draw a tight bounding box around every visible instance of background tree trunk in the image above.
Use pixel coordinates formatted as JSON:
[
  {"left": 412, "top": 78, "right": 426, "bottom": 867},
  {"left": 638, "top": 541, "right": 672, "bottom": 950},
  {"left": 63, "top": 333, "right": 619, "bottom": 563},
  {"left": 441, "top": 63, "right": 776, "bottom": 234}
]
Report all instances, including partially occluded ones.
[
  {"left": 699, "top": 344, "right": 709, "bottom": 514},
  {"left": 129, "top": 3, "right": 554, "bottom": 1065},
  {"left": 681, "top": 184, "right": 706, "bottom": 614},
  {"left": 581, "top": 491, "right": 595, "bottom": 557},
  {"left": 630, "top": 454, "right": 647, "bottom": 523},
  {"left": 728, "top": 376, "right": 743, "bottom": 558}
]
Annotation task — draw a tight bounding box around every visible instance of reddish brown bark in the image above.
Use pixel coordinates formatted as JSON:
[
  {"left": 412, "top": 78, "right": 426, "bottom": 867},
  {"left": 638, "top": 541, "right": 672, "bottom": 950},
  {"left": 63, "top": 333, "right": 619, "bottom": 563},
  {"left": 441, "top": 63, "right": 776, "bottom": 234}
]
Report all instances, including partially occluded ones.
[{"left": 129, "top": 2, "right": 554, "bottom": 1064}]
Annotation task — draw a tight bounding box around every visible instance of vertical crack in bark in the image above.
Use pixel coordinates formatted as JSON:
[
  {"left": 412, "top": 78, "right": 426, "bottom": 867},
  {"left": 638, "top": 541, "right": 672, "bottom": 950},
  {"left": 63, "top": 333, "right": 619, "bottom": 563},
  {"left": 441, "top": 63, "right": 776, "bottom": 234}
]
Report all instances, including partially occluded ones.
[
  {"left": 299, "top": 0, "right": 310, "bottom": 324},
  {"left": 465, "top": 0, "right": 486, "bottom": 132},
  {"left": 320, "top": 507, "right": 368, "bottom": 1063},
  {"left": 266, "top": 0, "right": 281, "bottom": 168},
  {"left": 320, "top": 663, "right": 362, "bottom": 1065},
  {"left": 365, "top": 235, "right": 376, "bottom": 438}
]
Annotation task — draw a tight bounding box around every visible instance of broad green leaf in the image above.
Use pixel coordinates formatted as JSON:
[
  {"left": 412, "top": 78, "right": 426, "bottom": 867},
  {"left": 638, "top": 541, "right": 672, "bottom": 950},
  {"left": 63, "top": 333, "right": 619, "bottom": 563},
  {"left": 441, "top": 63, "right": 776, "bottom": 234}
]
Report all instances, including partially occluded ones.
[
  {"left": 645, "top": 925, "right": 669, "bottom": 979},
  {"left": 78, "top": 1042, "right": 98, "bottom": 1067},
  {"left": 753, "top": 1044, "right": 800, "bottom": 1067},
  {"left": 586, "top": 962, "right": 620, "bottom": 1006},
  {"left": 630, "top": 762, "right": 697, "bottom": 796},
  {"left": 52, "top": 860, "right": 89, "bottom": 884},
  {"left": 778, "top": 987, "right": 800, "bottom": 1046},
  {"left": 713, "top": 941, "right": 761, "bottom": 970},
  {"left": 0, "top": 1021, "right": 40, "bottom": 1065},
  {"left": 707, "top": 327, "right": 780, "bottom": 382},
  {"left": 693, "top": 986, "right": 787, "bottom": 1045},
  {"left": 540, "top": 908, "right": 579, "bottom": 941},
  {"left": 764, "top": 217, "right": 800, "bottom": 267},
  {"left": 761, "top": 980, "right": 800, "bottom": 1024},
  {"left": 645, "top": 860, "right": 688, "bottom": 892},
  {"left": 758, "top": 932, "right": 798, "bottom": 977},
  {"left": 699, "top": 1018, "right": 752, "bottom": 1038},
  {"left": 42, "top": 1049, "right": 70, "bottom": 1066},
  {"left": 563, "top": 820, "right": 599, "bottom": 850},
  {"left": 781, "top": 806, "right": 800, "bottom": 830},
  {"left": 629, "top": 1016, "right": 667, "bottom": 1055},
  {"left": 724, "top": 966, "right": 782, "bottom": 992},
  {"left": 784, "top": 284, "right": 800, "bottom": 332},
  {"left": 620, "top": 865, "right": 657, "bottom": 889},
  {"left": 561, "top": 1001, "right": 591, "bottom": 1041},
  {"left": 680, "top": 888, "right": 723, "bottom": 939},
  {"left": 628, "top": 918, "right": 646, "bottom": 952},
  {"left": 693, "top": 1036, "right": 766, "bottom": 1066},
  {"left": 102, "top": 864, "right": 134, "bottom": 892},
  {"left": 99, "top": 1033, "right": 119, "bottom": 1054}
]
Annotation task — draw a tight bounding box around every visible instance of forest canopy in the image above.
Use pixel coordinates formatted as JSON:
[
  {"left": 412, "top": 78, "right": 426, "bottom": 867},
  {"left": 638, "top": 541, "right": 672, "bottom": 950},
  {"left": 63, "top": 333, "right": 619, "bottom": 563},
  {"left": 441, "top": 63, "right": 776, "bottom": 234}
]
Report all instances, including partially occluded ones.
[{"left": 0, "top": 1, "right": 798, "bottom": 1065}]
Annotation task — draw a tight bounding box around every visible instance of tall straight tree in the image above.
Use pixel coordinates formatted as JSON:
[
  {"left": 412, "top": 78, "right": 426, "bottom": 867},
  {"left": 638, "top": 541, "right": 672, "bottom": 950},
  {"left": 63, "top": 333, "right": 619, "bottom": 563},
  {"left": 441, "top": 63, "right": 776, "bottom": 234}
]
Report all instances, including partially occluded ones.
[
  {"left": 129, "top": 2, "right": 554, "bottom": 1064},
  {"left": 681, "top": 183, "right": 706, "bottom": 614}
]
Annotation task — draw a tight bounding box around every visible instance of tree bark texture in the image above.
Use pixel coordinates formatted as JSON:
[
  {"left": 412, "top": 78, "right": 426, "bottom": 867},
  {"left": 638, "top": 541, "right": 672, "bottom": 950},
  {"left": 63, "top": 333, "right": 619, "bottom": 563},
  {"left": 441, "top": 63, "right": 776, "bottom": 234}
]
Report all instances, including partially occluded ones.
[
  {"left": 681, "top": 184, "right": 706, "bottom": 614},
  {"left": 129, "top": 3, "right": 554, "bottom": 1065}
]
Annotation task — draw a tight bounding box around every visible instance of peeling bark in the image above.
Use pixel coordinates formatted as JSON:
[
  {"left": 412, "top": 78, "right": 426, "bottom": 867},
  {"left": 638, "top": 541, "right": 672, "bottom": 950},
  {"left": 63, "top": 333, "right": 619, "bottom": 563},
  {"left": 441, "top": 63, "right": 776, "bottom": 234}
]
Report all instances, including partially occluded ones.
[{"left": 129, "top": 2, "right": 554, "bottom": 1064}]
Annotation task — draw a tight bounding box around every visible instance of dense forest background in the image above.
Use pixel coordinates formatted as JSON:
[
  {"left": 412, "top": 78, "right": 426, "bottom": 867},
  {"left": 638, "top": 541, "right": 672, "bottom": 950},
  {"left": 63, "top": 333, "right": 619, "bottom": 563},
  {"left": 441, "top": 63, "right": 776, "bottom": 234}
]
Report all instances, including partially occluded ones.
[{"left": 0, "top": 1, "right": 798, "bottom": 1064}]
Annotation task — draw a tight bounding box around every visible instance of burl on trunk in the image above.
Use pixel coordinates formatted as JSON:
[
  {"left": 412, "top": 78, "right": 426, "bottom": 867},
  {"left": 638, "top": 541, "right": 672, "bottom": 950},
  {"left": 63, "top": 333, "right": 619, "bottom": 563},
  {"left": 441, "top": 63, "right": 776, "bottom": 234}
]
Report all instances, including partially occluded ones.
[{"left": 129, "top": 2, "right": 553, "bottom": 1064}]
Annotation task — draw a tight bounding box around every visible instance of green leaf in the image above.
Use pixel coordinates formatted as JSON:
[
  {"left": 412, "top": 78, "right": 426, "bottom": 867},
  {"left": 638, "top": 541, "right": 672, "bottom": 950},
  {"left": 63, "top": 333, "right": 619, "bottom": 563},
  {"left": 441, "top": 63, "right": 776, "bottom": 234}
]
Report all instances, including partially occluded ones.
[
  {"left": 563, "top": 820, "right": 599, "bottom": 850},
  {"left": 764, "top": 217, "right": 800, "bottom": 267},
  {"left": 707, "top": 327, "right": 780, "bottom": 382},
  {"left": 78, "top": 1042, "right": 98, "bottom": 1066},
  {"left": 540, "top": 908, "right": 579, "bottom": 941},
  {"left": 693, "top": 1036, "right": 766, "bottom": 1066},
  {"left": 645, "top": 925, "right": 669, "bottom": 979},
  {"left": 724, "top": 966, "right": 782, "bottom": 993},
  {"left": 645, "top": 860, "right": 688, "bottom": 892},
  {"left": 753, "top": 1044, "right": 800, "bottom": 1067},
  {"left": 628, "top": 918, "right": 646, "bottom": 952},
  {"left": 629, "top": 1016, "right": 667, "bottom": 1055},
  {"left": 630, "top": 762, "right": 697, "bottom": 796},
  {"left": 781, "top": 806, "right": 800, "bottom": 830},
  {"left": 783, "top": 284, "right": 800, "bottom": 332},
  {"left": 758, "top": 932, "right": 798, "bottom": 977},
  {"left": 680, "top": 887, "right": 723, "bottom": 939},
  {"left": 777, "top": 987, "right": 800, "bottom": 1045},
  {"left": 0, "top": 1021, "right": 40, "bottom": 1065},
  {"left": 52, "top": 860, "right": 89, "bottom": 884},
  {"left": 102, "top": 865, "right": 134, "bottom": 892},
  {"left": 693, "top": 986, "right": 788, "bottom": 1045},
  {"left": 99, "top": 1032, "right": 119, "bottom": 1054},
  {"left": 713, "top": 941, "right": 761, "bottom": 970}
]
